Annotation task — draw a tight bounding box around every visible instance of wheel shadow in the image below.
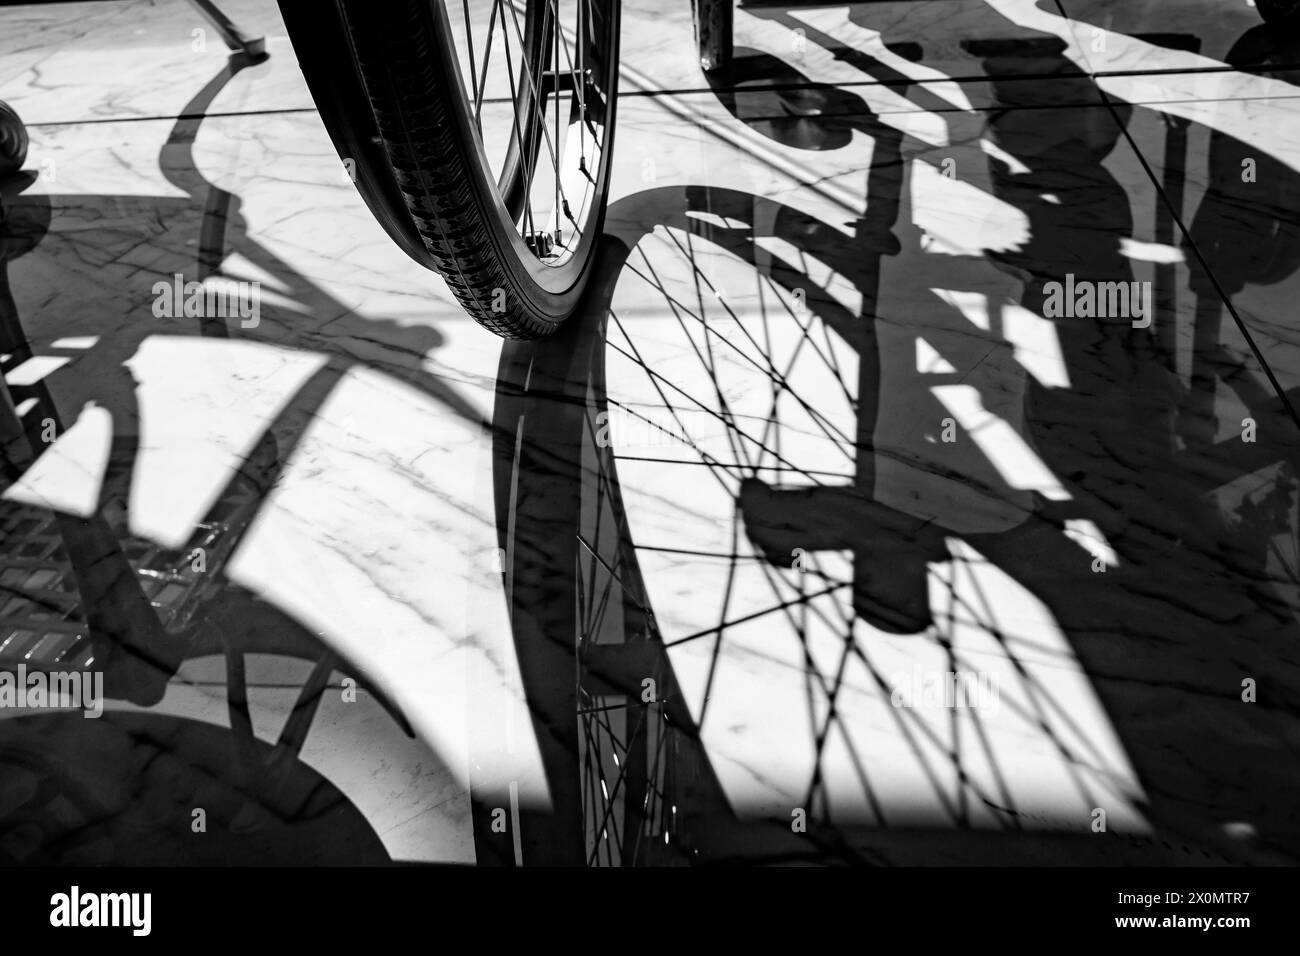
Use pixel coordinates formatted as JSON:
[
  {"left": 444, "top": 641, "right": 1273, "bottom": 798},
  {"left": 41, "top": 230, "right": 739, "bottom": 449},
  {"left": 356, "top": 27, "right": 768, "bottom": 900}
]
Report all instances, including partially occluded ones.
[
  {"left": 494, "top": 12, "right": 1300, "bottom": 864},
  {"left": 0, "top": 49, "right": 490, "bottom": 863}
]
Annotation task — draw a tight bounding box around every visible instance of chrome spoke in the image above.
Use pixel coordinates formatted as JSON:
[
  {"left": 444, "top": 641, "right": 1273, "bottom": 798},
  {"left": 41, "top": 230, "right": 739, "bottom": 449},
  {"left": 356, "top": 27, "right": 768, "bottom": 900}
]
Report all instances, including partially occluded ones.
[
  {"left": 462, "top": 0, "right": 480, "bottom": 130},
  {"left": 503, "top": 0, "right": 568, "bottom": 236},
  {"left": 448, "top": 0, "right": 612, "bottom": 270},
  {"left": 499, "top": 5, "right": 541, "bottom": 244},
  {"left": 473, "top": 0, "right": 501, "bottom": 124}
]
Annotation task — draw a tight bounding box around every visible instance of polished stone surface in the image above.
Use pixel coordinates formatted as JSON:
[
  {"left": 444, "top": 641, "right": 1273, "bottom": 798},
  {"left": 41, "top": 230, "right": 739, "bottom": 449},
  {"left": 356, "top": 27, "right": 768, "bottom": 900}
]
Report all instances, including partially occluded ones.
[{"left": 1, "top": 0, "right": 1297, "bottom": 865}]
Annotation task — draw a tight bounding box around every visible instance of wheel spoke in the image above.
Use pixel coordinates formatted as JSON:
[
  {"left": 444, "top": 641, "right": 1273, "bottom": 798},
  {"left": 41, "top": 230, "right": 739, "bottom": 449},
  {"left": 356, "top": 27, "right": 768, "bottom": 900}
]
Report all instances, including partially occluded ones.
[
  {"left": 473, "top": 0, "right": 501, "bottom": 125},
  {"left": 462, "top": 0, "right": 480, "bottom": 131},
  {"left": 499, "top": 10, "right": 542, "bottom": 244},
  {"left": 503, "top": 0, "right": 570, "bottom": 236},
  {"left": 446, "top": 0, "right": 611, "bottom": 272}
]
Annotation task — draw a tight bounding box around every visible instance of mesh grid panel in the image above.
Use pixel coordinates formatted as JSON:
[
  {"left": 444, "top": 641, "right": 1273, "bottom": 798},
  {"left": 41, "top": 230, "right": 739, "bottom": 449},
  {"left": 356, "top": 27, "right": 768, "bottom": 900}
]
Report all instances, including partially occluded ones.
[{"left": 0, "top": 451, "right": 268, "bottom": 673}]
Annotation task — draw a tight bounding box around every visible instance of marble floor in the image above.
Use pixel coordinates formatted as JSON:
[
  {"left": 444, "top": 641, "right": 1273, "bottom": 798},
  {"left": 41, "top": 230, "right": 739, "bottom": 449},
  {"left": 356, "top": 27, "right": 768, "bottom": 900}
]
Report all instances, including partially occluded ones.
[{"left": 0, "top": 0, "right": 1297, "bottom": 865}]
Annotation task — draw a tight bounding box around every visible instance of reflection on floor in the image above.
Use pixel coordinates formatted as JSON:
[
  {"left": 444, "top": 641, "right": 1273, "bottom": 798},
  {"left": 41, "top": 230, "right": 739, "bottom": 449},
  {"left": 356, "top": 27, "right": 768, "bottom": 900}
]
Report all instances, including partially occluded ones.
[{"left": 1, "top": 0, "right": 1298, "bottom": 865}]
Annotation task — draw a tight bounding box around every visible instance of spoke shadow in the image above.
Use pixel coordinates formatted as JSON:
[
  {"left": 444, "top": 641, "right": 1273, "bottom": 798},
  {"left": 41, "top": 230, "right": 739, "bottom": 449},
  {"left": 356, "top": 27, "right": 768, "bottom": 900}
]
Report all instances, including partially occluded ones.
[{"left": 496, "top": 9, "right": 1300, "bottom": 864}]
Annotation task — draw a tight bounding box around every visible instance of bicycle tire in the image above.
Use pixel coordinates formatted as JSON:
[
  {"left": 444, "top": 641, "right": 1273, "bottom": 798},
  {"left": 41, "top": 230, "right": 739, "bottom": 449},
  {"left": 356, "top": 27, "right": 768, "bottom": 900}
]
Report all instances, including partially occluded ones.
[{"left": 281, "top": 0, "right": 620, "bottom": 339}]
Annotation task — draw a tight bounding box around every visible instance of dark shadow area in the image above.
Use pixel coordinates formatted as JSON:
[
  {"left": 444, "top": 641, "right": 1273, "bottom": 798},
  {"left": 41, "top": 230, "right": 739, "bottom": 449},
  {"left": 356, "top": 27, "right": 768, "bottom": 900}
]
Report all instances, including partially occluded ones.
[
  {"left": 6, "top": 0, "right": 1300, "bottom": 868},
  {"left": 0, "top": 711, "right": 389, "bottom": 865},
  {"left": 0, "top": 48, "right": 479, "bottom": 863},
  {"left": 493, "top": 9, "right": 1300, "bottom": 865}
]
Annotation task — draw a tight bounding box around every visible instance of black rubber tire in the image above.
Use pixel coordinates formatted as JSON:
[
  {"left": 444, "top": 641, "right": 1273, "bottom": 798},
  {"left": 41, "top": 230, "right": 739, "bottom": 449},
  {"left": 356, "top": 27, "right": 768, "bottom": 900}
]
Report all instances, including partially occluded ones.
[
  {"left": 1258, "top": 0, "right": 1300, "bottom": 28},
  {"left": 285, "top": 0, "right": 620, "bottom": 339},
  {"left": 692, "top": 0, "right": 734, "bottom": 73}
]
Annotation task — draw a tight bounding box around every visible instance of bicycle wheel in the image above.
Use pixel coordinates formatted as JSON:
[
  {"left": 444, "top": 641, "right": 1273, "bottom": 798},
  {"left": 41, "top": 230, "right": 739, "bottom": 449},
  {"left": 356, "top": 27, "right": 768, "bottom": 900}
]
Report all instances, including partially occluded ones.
[{"left": 279, "top": 0, "right": 620, "bottom": 339}]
